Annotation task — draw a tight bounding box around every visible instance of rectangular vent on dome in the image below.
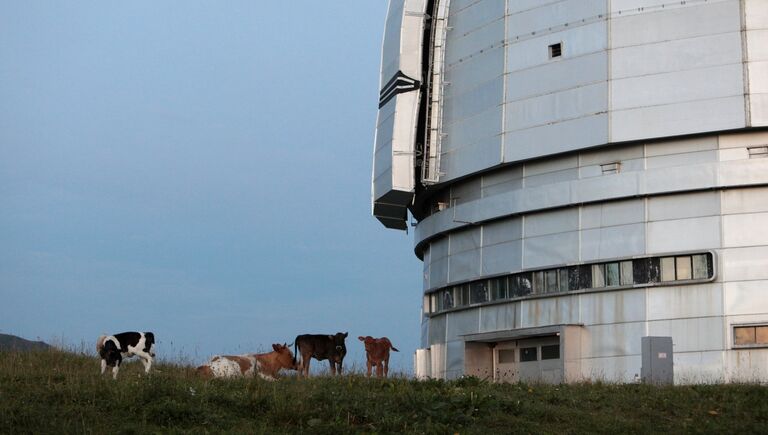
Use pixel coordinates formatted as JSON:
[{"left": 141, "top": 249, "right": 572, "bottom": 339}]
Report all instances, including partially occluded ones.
[
  {"left": 748, "top": 145, "right": 768, "bottom": 158},
  {"left": 600, "top": 162, "right": 620, "bottom": 175},
  {"left": 549, "top": 43, "right": 562, "bottom": 58}
]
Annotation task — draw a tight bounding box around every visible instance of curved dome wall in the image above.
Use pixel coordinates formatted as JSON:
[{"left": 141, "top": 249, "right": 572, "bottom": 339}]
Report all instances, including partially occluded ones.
[
  {"left": 373, "top": 0, "right": 768, "bottom": 383},
  {"left": 436, "top": 0, "right": 765, "bottom": 183}
]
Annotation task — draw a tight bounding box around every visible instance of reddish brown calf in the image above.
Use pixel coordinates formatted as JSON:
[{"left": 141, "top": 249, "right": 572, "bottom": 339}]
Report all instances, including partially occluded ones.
[{"left": 358, "top": 336, "right": 399, "bottom": 378}]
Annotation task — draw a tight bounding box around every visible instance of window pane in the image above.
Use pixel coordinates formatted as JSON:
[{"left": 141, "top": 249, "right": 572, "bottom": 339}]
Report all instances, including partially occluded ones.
[
  {"left": 606, "top": 262, "right": 620, "bottom": 286},
  {"left": 633, "top": 258, "right": 648, "bottom": 284},
  {"left": 430, "top": 294, "right": 437, "bottom": 313},
  {"left": 545, "top": 270, "right": 558, "bottom": 293},
  {"left": 541, "top": 344, "right": 560, "bottom": 360},
  {"left": 533, "top": 271, "right": 544, "bottom": 294},
  {"left": 676, "top": 256, "right": 692, "bottom": 280},
  {"left": 470, "top": 282, "right": 488, "bottom": 304},
  {"left": 757, "top": 326, "right": 768, "bottom": 345},
  {"left": 520, "top": 347, "right": 537, "bottom": 362},
  {"left": 692, "top": 254, "right": 709, "bottom": 279},
  {"left": 490, "top": 277, "right": 508, "bottom": 300},
  {"left": 647, "top": 257, "right": 661, "bottom": 283},
  {"left": 579, "top": 265, "right": 593, "bottom": 289},
  {"left": 661, "top": 257, "right": 676, "bottom": 281},
  {"left": 518, "top": 274, "right": 533, "bottom": 297},
  {"left": 460, "top": 285, "right": 470, "bottom": 306},
  {"left": 443, "top": 290, "right": 453, "bottom": 310},
  {"left": 454, "top": 286, "right": 462, "bottom": 306},
  {"left": 620, "top": 261, "right": 633, "bottom": 285},
  {"left": 735, "top": 326, "right": 756, "bottom": 345},
  {"left": 592, "top": 264, "right": 605, "bottom": 288},
  {"left": 423, "top": 296, "right": 430, "bottom": 314},
  {"left": 568, "top": 266, "right": 581, "bottom": 290},
  {"left": 559, "top": 269, "right": 569, "bottom": 292},
  {"left": 498, "top": 349, "right": 515, "bottom": 363},
  {"left": 508, "top": 276, "right": 521, "bottom": 298},
  {"left": 510, "top": 274, "right": 532, "bottom": 298}
]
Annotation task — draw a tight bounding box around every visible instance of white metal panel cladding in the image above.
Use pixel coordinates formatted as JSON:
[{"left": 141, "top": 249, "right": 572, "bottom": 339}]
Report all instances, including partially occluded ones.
[
  {"left": 372, "top": 0, "right": 427, "bottom": 229},
  {"left": 437, "top": 0, "right": 506, "bottom": 182},
  {"left": 479, "top": 304, "right": 518, "bottom": 333},
  {"left": 746, "top": 0, "right": 768, "bottom": 125},
  {"left": 503, "top": 1, "right": 609, "bottom": 165},
  {"left": 608, "top": 0, "right": 747, "bottom": 142},
  {"left": 429, "top": 0, "right": 767, "bottom": 182},
  {"left": 580, "top": 223, "right": 646, "bottom": 261}
]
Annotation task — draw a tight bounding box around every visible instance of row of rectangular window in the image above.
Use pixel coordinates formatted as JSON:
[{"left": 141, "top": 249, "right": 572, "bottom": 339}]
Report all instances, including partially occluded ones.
[
  {"left": 426, "top": 253, "right": 713, "bottom": 314},
  {"left": 734, "top": 325, "right": 768, "bottom": 347},
  {"left": 521, "top": 345, "right": 560, "bottom": 362},
  {"left": 498, "top": 345, "right": 560, "bottom": 363}
]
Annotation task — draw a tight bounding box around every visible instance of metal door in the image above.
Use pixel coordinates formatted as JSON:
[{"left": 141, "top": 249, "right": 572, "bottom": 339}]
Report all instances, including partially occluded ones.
[{"left": 493, "top": 342, "right": 518, "bottom": 383}]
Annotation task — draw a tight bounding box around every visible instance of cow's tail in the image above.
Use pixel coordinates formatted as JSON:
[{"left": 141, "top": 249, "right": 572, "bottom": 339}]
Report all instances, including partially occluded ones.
[
  {"left": 386, "top": 338, "right": 399, "bottom": 352},
  {"left": 293, "top": 338, "right": 300, "bottom": 366},
  {"left": 96, "top": 334, "right": 108, "bottom": 355}
]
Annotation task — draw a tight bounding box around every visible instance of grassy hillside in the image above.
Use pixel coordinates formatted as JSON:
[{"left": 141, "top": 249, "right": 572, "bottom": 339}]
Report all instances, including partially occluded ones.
[
  {"left": 1, "top": 349, "right": 767, "bottom": 434},
  {"left": 0, "top": 333, "right": 50, "bottom": 352}
]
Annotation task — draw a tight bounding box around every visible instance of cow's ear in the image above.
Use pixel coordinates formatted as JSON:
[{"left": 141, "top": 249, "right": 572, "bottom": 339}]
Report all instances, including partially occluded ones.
[
  {"left": 358, "top": 336, "right": 364, "bottom": 341},
  {"left": 272, "top": 344, "right": 280, "bottom": 351},
  {"left": 344, "top": 332, "right": 348, "bottom": 338}
]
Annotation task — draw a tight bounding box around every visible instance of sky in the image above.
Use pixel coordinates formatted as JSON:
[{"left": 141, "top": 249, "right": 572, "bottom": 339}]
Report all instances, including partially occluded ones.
[{"left": 0, "top": 1, "right": 423, "bottom": 373}]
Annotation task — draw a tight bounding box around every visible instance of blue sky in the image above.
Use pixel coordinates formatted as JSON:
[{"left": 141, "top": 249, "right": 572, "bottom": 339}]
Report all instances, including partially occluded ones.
[{"left": 0, "top": 1, "right": 422, "bottom": 372}]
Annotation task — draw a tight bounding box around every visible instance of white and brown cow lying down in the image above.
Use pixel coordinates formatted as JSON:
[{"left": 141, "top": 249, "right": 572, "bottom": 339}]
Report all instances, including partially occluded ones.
[
  {"left": 97, "top": 331, "right": 156, "bottom": 379},
  {"left": 196, "top": 343, "right": 297, "bottom": 380}
]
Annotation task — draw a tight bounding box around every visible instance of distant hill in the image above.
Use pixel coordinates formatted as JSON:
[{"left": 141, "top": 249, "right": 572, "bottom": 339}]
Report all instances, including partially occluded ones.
[{"left": 0, "top": 333, "right": 51, "bottom": 351}]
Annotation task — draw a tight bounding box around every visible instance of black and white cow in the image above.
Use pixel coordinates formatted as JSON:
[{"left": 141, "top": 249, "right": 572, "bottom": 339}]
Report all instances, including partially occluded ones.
[
  {"left": 96, "top": 332, "right": 156, "bottom": 379},
  {"left": 293, "top": 332, "right": 348, "bottom": 377}
]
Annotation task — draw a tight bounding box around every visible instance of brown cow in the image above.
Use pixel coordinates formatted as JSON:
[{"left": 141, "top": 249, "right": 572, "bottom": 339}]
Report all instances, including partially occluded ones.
[
  {"left": 358, "top": 336, "right": 399, "bottom": 378},
  {"left": 294, "top": 332, "right": 348, "bottom": 377},
  {"left": 196, "top": 343, "right": 297, "bottom": 380}
]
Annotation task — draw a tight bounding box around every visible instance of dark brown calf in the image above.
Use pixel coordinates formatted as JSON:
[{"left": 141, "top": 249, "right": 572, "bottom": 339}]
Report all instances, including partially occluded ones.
[
  {"left": 294, "top": 332, "right": 348, "bottom": 377},
  {"left": 358, "top": 336, "right": 399, "bottom": 378}
]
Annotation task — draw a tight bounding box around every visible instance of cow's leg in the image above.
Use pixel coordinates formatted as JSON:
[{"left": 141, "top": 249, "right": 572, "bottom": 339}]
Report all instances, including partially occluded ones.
[
  {"left": 257, "top": 372, "right": 276, "bottom": 381},
  {"left": 112, "top": 362, "right": 120, "bottom": 380},
  {"left": 366, "top": 360, "right": 373, "bottom": 377},
  {"left": 100, "top": 359, "right": 107, "bottom": 375},
  {"left": 329, "top": 360, "right": 336, "bottom": 376},
  {"left": 376, "top": 362, "right": 384, "bottom": 378},
  {"left": 132, "top": 349, "right": 153, "bottom": 374},
  {"left": 383, "top": 359, "right": 389, "bottom": 378},
  {"left": 337, "top": 360, "right": 343, "bottom": 376},
  {"left": 141, "top": 355, "right": 152, "bottom": 374},
  {"left": 302, "top": 356, "right": 311, "bottom": 377}
]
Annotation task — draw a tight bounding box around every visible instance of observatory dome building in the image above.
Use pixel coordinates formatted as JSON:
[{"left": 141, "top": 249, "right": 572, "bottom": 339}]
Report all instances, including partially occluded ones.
[{"left": 372, "top": 0, "right": 768, "bottom": 383}]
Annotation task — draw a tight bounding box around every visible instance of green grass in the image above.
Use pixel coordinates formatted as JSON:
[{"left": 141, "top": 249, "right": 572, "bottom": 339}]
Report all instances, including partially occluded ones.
[{"left": 1, "top": 349, "right": 767, "bottom": 434}]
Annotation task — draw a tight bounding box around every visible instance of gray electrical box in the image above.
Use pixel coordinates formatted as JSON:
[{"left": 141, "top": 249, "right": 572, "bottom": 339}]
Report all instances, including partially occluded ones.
[{"left": 641, "top": 336, "right": 674, "bottom": 385}]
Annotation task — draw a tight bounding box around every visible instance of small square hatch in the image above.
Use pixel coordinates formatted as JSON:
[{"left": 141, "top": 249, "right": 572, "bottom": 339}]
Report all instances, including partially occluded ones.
[{"left": 549, "top": 43, "right": 562, "bottom": 58}]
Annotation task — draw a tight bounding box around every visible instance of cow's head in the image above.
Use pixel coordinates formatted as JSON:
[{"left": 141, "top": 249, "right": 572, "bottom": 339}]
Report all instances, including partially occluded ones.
[
  {"left": 272, "top": 343, "right": 297, "bottom": 371},
  {"left": 358, "top": 336, "right": 376, "bottom": 352},
  {"left": 144, "top": 332, "right": 156, "bottom": 357},
  {"left": 100, "top": 340, "right": 122, "bottom": 367},
  {"left": 196, "top": 365, "right": 214, "bottom": 378},
  {"left": 333, "top": 332, "right": 348, "bottom": 357}
]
